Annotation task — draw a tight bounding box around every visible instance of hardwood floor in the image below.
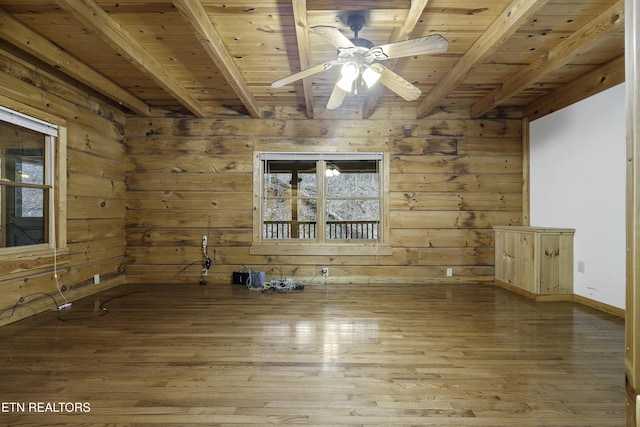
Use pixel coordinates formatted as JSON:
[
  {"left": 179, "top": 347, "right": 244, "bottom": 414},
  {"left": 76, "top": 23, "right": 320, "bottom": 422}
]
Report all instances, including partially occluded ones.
[{"left": 0, "top": 281, "right": 625, "bottom": 426}]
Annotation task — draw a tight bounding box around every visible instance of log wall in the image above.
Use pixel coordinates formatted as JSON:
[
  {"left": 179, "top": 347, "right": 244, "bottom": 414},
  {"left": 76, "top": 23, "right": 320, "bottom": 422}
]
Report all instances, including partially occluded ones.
[
  {"left": 125, "top": 112, "right": 523, "bottom": 285},
  {"left": 0, "top": 47, "right": 126, "bottom": 326}
]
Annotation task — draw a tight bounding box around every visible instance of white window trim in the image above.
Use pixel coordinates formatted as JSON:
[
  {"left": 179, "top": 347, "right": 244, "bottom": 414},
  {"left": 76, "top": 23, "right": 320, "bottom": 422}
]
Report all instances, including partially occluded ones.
[
  {"left": 0, "top": 106, "right": 59, "bottom": 137},
  {"left": 251, "top": 150, "right": 391, "bottom": 256}
]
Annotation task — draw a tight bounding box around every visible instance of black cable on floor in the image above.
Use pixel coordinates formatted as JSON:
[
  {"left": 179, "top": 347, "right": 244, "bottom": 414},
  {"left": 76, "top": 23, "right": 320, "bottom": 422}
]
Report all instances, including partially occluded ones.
[
  {"left": 56, "top": 261, "right": 201, "bottom": 322},
  {"left": 0, "top": 292, "right": 60, "bottom": 323}
]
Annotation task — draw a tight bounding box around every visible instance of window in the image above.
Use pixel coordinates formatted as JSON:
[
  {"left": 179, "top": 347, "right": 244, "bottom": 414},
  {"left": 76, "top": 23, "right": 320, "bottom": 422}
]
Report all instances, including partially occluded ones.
[
  {"left": 252, "top": 151, "right": 391, "bottom": 256},
  {"left": 0, "top": 107, "right": 58, "bottom": 250}
]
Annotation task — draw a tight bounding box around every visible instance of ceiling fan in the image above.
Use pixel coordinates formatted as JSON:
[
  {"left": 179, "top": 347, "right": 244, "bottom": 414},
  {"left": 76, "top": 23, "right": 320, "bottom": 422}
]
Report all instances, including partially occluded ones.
[{"left": 271, "top": 14, "right": 448, "bottom": 109}]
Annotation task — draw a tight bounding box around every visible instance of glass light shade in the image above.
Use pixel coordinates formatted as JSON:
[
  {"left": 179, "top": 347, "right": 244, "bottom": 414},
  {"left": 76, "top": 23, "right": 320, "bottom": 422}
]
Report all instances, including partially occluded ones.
[
  {"left": 336, "top": 62, "right": 359, "bottom": 92},
  {"left": 362, "top": 65, "right": 381, "bottom": 88}
]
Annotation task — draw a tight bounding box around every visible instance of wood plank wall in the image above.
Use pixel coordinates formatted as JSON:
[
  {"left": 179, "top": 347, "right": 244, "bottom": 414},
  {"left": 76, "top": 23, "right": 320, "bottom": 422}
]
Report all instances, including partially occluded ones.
[
  {"left": 125, "top": 111, "right": 523, "bottom": 285},
  {"left": 0, "top": 46, "right": 127, "bottom": 326}
]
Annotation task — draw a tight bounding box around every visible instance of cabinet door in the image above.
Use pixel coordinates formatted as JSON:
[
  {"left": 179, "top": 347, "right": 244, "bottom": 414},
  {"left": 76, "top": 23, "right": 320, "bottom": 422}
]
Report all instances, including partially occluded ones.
[
  {"left": 495, "top": 230, "right": 535, "bottom": 291},
  {"left": 494, "top": 230, "right": 509, "bottom": 283},
  {"left": 538, "top": 234, "right": 560, "bottom": 293},
  {"left": 515, "top": 232, "right": 536, "bottom": 293},
  {"left": 538, "top": 233, "right": 573, "bottom": 294}
]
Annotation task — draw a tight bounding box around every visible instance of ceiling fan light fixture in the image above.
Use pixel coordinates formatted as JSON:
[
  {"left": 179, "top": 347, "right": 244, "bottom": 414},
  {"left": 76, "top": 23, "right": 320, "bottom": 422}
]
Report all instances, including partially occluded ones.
[
  {"left": 278, "top": 19, "right": 449, "bottom": 110},
  {"left": 337, "top": 62, "right": 359, "bottom": 92}
]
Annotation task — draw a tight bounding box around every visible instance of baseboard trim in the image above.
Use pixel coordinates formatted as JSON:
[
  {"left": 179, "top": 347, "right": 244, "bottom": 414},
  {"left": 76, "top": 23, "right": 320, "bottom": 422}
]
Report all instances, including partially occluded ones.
[
  {"left": 494, "top": 280, "right": 625, "bottom": 318},
  {"left": 572, "top": 294, "right": 625, "bottom": 318},
  {"left": 494, "top": 279, "right": 573, "bottom": 301}
]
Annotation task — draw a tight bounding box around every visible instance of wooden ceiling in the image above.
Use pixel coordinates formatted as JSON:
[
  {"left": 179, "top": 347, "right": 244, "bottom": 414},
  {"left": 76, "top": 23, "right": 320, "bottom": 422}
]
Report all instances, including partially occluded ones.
[{"left": 0, "top": 0, "right": 625, "bottom": 120}]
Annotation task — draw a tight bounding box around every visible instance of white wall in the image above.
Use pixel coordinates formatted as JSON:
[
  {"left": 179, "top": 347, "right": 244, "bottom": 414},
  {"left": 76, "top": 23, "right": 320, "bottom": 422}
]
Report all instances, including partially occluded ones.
[{"left": 530, "top": 84, "right": 626, "bottom": 309}]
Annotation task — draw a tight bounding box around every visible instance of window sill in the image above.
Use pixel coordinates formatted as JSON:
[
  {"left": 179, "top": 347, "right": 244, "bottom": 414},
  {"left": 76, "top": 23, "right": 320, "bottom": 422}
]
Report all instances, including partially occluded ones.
[{"left": 250, "top": 242, "right": 392, "bottom": 256}]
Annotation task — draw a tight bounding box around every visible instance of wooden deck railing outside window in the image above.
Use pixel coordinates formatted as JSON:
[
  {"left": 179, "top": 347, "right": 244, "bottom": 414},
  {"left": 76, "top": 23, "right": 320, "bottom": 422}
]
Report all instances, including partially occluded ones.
[{"left": 264, "top": 220, "right": 378, "bottom": 240}]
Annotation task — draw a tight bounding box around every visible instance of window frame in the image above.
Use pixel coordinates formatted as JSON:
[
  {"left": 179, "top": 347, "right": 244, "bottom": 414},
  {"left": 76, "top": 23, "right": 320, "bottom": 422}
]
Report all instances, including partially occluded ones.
[
  {"left": 251, "top": 150, "right": 391, "bottom": 256},
  {"left": 0, "top": 106, "right": 66, "bottom": 258}
]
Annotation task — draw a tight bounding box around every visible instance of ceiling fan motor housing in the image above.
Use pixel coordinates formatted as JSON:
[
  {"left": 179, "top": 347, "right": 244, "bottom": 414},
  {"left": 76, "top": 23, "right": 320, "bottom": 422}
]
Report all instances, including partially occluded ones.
[
  {"left": 347, "top": 14, "right": 374, "bottom": 48},
  {"left": 351, "top": 37, "right": 374, "bottom": 49}
]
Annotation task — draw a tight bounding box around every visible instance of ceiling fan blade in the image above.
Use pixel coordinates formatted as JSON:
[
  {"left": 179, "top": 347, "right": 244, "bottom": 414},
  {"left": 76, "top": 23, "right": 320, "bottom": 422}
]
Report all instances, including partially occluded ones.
[
  {"left": 311, "top": 25, "right": 356, "bottom": 49},
  {"left": 271, "top": 60, "right": 339, "bottom": 88},
  {"left": 376, "top": 65, "right": 422, "bottom": 101},
  {"left": 326, "top": 85, "right": 348, "bottom": 110},
  {"left": 367, "top": 34, "right": 448, "bottom": 60}
]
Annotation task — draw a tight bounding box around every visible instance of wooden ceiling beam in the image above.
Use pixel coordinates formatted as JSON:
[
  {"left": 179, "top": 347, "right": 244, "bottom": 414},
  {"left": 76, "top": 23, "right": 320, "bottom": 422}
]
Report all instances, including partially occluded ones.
[
  {"left": 291, "top": 0, "right": 314, "bottom": 119},
  {"left": 416, "top": 0, "right": 549, "bottom": 119},
  {"left": 173, "top": 0, "right": 260, "bottom": 118},
  {"left": 472, "top": 0, "right": 625, "bottom": 118},
  {"left": 362, "top": 0, "right": 430, "bottom": 119},
  {"left": 524, "top": 55, "right": 625, "bottom": 121},
  {"left": 55, "top": 0, "right": 208, "bottom": 117},
  {"left": 0, "top": 7, "right": 151, "bottom": 117}
]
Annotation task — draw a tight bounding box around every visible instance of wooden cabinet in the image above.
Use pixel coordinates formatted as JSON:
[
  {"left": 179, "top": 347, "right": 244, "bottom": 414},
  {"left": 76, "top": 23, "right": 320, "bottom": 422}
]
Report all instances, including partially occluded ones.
[{"left": 494, "top": 226, "right": 575, "bottom": 300}]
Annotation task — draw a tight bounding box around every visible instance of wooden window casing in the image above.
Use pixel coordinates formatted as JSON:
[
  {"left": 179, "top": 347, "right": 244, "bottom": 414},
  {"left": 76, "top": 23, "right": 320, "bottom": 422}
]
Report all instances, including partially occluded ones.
[
  {"left": 251, "top": 151, "right": 391, "bottom": 256},
  {"left": 0, "top": 106, "right": 67, "bottom": 262}
]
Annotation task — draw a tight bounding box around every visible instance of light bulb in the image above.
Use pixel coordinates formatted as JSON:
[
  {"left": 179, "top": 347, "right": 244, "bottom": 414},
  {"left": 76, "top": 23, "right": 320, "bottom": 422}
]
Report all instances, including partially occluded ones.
[{"left": 336, "top": 62, "right": 359, "bottom": 92}]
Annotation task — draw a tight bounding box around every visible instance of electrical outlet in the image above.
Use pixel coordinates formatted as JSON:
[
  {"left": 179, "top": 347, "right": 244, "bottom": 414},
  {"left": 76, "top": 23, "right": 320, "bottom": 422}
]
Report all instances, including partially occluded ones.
[
  {"left": 93, "top": 274, "right": 100, "bottom": 285},
  {"left": 321, "top": 267, "right": 329, "bottom": 276},
  {"left": 446, "top": 268, "right": 453, "bottom": 277}
]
